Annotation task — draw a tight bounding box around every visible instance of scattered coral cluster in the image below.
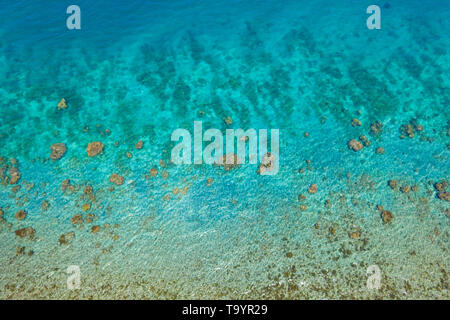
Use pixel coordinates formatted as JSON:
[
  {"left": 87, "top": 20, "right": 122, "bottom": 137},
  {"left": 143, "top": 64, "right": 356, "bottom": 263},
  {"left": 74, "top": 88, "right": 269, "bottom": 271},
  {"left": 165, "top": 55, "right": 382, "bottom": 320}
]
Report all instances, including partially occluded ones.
[{"left": 0, "top": 0, "right": 448, "bottom": 300}]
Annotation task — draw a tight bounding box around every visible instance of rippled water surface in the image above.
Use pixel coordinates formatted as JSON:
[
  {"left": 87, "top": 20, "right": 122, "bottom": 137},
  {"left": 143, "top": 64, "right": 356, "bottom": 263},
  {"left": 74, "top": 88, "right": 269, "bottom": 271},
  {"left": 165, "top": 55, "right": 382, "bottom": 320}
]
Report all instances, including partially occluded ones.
[{"left": 0, "top": 0, "right": 449, "bottom": 299}]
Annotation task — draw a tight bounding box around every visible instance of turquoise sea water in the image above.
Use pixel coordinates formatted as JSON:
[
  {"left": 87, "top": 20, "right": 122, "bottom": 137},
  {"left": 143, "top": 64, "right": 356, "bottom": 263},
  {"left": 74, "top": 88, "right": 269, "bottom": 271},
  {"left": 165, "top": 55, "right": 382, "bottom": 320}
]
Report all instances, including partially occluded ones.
[{"left": 0, "top": 0, "right": 449, "bottom": 299}]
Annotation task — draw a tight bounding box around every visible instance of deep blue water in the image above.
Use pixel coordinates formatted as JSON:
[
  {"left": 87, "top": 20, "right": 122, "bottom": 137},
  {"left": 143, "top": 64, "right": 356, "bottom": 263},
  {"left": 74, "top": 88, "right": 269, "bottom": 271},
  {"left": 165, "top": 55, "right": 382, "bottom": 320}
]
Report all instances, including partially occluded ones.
[{"left": 0, "top": 0, "right": 449, "bottom": 299}]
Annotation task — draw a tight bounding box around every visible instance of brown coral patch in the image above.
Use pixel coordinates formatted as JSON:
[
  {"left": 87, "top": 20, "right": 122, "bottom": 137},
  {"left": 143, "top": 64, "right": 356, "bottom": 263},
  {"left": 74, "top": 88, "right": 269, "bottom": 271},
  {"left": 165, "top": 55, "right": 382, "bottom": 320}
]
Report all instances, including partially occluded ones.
[
  {"left": 307, "top": 184, "right": 318, "bottom": 194},
  {"left": 400, "top": 119, "right": 424, "bottom": 139},
  {"left": 349, "top": 232, "right": 360, "bottom": 239},
  {"left": 71, "top": 214, "right": 83, "bottom": 225},
  {"left": 135, "top": 140, "right": 143, "bottom": 149},
  {"left": 347, "top": 139, "right": 363, "bottom": 152},
  {"left": 359, "top": 135, "right": 371, "bottom": 147},
  {"left": 150, "top": 168, "right": 158, "bottom": 177},
  {"left": 438, "top": 192, "right": 450, "bottom": 202},
  {"left": 16, "top": 247, "right": 25, "bottom": 255},
  {"left": 351, "top": 118, "right": 362, "bottom": 127},
  {"left": 84, "top": 185, "right": 93, "bottom": 194},
  {"left": 8, "top": 167, "right": 21, "bottom": 185},
  {"left": 57, "top": 98, "right": 67, "bottom": 110},
  {"left": 223, "top": 116, "right": 233, "bottom": 125},
  {"left": 370, "top": 121, "right": 383, "bottom": 135},
  {"left": 85, "top": 213, "right": 96, "bottom": 223},
  {"left": 15, "top": 227, "right": 35, "bottom": 239},
  {"left": 91, "top": 225, "right": 100, "bottom": 233},
  {"left": 15, "top": 210, "right": 27, "bottom": 221},
  {"left": 109, "top": 174, "right": 124, "bottom": 186},
  {"left": 400, "top": 185, "right": 410, "bottom": 194},
  {"left": 50, "top": 143, "right": 67, "bottom": 160},
  {"left": 381, "top": 210, "right": 394, "bottom": 223},
  {"left": 61, "top": 179, "right": 74, "bottom": 192},
  {"left": 388, "top": 180, "right": 398, "bottom": 190},
  {"left": 434, "top": 181, "right": 448, "bottom": 193},
  {"left": 86, "top": 142, "right": 104, "bottom": 157},
  {"left": 59, "top": 231, "right": 75, "bottom": 245}
]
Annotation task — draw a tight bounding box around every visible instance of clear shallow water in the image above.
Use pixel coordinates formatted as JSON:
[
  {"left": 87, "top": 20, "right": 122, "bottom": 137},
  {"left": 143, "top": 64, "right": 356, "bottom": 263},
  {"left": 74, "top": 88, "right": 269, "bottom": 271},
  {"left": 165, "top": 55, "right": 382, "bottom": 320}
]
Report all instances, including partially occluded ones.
[{"left": 0, "top": 0, "right": 449, "bottom": 299}]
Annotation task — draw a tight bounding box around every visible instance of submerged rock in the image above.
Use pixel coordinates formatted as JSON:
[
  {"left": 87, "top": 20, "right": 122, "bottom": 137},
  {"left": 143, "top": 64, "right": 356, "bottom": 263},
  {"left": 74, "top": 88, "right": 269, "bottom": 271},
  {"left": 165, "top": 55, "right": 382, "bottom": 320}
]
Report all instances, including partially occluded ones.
[
  {"left": 351, "top": 118, "right": 362, "bottom": 127},
  {"left": 86, "top": 142, "right": 104, "bottom": 157},
  {"left": 71, "top": 214, "right": 83, "bottom": 225},
  {"left": 381, "top": 210, "right": 394, "bottom": 223},
  {"left": 388, "top": 179, "right": 398, "bottom": 190},
  {"left": 84, "top": 185, "right": 93, "bottom": 194},
  {"left": 150, "top": 168, "right": 158, "bottom": 177},
  {"left": 438, "top": 192, "right": 450, "bottom": 202},
  {"left": 347, "top": 139, "right": 363, "bottom": 152},
  {"left": 223, "top": 116, "right": 233, "bottom": 125},
  {"left": 400, "top": 119, "right": 424, "bottom": 139},
  {"left": 57, "top": 98, "right": 67, "bottom": 110},
  {"left": 85, "top": 213, "right": 96, "bottom": 223},
  {"left": 135, "top": 140, "right": 144, "bottom": 150},
  {"left": 370, "top": 121, "right": 383, "bottom": 135},
  {"left": 59, "top": 231, "right": 75, "bottom": 245},
  {"left": 400, "top": 124, "right": 415, "bottom": 138},
  {"left": 109, "top": 174, "right": 124, "bottom": 186},
  {"left": 8, "top": 167, "right": 21, "bottom": 185},
  {"left": 15, "top": 210, "right": 27, "bottom": 221},
  {"left": 15, "top": 227, "right": 36, "bottom": 239},
  {"left": 400, "top": 185, "right": 410, "bottom": 194},
  {"left": 61, "top": 179, "right": 74, "bottom": 192},
  {"left": 349, "top": 231, "right": 360, "bottom": 239},
  {"left": 307, "top": 184, "right": 318, "bottom": 194},
  {"left": 359, "top": 135, "right": 371, "bottom": 147},
  {"left": 49, "top": 143, "right": 67, "bottom": 160},
  {"left": 434, "top": 181, "right": 448, "bottom": 193}
]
